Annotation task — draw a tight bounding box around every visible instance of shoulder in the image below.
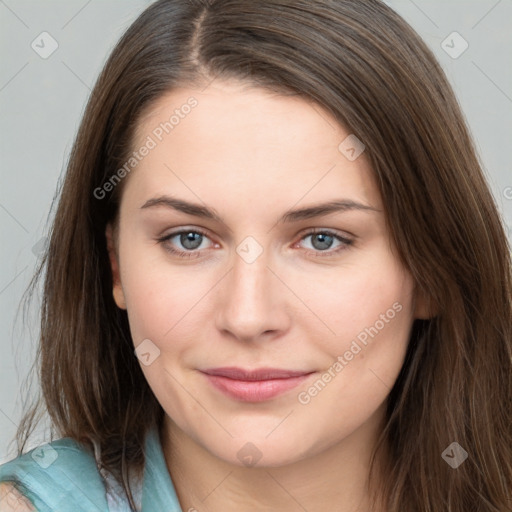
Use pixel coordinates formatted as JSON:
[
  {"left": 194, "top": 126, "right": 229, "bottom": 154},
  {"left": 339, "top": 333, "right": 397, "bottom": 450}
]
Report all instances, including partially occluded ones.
[
  {"left": 0, "top": 438, "right": 109, "bottom": 511},
  {"left": 0, "top": 483, "right": 35, "bottom": 511}
]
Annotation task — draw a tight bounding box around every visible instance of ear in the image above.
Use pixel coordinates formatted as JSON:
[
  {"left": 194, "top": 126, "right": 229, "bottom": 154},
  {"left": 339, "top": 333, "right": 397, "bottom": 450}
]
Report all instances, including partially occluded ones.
[
  {"left": 413, "top": 286, "right": 437, "bottom": 320},
  {"left": 106, "top": 223, "right": 127, "bottom": 310}
]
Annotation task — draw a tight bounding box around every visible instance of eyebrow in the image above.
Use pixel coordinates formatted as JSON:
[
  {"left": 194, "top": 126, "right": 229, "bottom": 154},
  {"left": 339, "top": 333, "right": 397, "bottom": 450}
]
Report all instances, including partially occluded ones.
[{"left": 140, "top": 195, "right": 380, "bottom": 224}]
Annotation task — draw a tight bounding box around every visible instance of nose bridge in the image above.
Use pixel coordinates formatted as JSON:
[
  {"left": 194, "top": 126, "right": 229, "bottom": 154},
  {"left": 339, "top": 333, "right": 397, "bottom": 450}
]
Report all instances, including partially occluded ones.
[
  {"left": 215, "top": 235, "right": 286, "bottom": 341},
  {"left": 230, "top": 241, "right": 272, "bottom": 315}
]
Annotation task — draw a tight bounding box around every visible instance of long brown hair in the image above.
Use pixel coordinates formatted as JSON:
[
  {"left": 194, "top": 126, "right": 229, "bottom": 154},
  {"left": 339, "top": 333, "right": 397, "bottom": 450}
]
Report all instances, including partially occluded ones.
[{"left": 13, "top": 0, "right": 512, "bottom": 510}]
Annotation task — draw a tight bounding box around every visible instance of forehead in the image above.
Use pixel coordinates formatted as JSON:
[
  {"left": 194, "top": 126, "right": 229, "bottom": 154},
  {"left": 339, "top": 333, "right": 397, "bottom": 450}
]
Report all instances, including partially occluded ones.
[
  {"left": 135, "top": 81, "right": 345, "bottom": 156},
  {"left": 124, "top": 80, "right": 382, "bottom": 215}
]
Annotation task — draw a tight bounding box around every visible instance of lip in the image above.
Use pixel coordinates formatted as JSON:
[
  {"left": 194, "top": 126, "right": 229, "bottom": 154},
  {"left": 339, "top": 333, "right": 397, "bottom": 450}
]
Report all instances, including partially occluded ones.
[{"left": 200, "top": 367, "right": 315, "bottom": 402}]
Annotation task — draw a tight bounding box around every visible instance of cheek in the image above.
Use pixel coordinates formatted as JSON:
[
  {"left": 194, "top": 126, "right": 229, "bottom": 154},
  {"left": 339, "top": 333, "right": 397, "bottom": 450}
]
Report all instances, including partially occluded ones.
[
  {"left": 294, "top": 249, "right": 415, "bottom": 359},
  {"left": 292, "top": 250, "right": 414, "bottom": 424},
  {"left": 119, "top": 241, "right": 210, "bottom": 346}
]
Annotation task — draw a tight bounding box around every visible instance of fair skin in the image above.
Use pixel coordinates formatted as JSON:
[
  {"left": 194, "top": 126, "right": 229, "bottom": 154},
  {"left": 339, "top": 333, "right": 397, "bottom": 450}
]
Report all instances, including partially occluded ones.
[
  {"left": 0, "top": 483, "right": 34, "bottom": 512},
  {"left": 105, "top": 80, "right": 429, "bottom": 512}
]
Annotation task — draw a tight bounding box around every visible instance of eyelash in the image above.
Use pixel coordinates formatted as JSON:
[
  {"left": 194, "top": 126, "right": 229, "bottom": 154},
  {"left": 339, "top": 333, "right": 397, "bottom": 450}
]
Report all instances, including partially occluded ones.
[{"left": 156, "top": 228, "right": 354, "bottom": 260}]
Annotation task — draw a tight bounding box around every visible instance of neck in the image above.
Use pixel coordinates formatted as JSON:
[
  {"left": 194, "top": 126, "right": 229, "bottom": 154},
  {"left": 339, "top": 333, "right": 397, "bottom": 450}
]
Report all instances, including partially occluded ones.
[{"left": 160, "top": 405, "right": 388, "bottom": 512}]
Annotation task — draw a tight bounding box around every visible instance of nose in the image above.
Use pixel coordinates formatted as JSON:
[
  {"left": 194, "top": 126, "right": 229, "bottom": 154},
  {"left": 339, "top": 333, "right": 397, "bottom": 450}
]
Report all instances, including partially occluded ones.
[{"left": 215, "top": 244, "right": 290, "bottom": 343}]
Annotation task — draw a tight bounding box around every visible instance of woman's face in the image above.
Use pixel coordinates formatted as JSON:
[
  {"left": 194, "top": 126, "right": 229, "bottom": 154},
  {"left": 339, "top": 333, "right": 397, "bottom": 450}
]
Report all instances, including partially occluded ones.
[{"left": 107, "top": 80, "right": 427, "bottom": 467}]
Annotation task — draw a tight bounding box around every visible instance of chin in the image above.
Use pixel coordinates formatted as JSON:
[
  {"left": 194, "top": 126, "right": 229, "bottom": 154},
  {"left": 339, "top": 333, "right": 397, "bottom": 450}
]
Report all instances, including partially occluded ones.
[{"left": 202, "top": 433, "right": 312, "bottom": 469}]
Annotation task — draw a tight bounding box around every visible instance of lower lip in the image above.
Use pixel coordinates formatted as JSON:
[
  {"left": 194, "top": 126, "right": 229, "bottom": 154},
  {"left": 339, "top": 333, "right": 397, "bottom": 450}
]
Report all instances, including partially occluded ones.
[{"left": 202, "top": 373, "right": 314, "bottom": 402}]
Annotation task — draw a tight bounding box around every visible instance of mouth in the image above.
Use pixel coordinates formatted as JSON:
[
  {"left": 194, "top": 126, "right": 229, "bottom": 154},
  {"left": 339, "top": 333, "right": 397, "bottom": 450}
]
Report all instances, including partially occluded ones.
[{"left": 200, "top": 367, "right": 315, "bottom": 402}]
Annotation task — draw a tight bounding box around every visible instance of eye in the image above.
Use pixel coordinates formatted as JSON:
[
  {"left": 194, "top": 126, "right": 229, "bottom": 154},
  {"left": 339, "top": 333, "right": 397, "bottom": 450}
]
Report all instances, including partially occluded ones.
[
  {"left": 297, "top": 229, "right": 353, "bottom": 257},
  {"left": 156, "top": 228, "right": 214, "bottom": 259},
  {"left": 156, "top": 228, "right": 353, "bottom": 259}
]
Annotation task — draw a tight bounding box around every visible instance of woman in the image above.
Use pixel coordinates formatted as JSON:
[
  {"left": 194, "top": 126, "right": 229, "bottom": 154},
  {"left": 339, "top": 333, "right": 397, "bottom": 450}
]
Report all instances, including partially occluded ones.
[{"left": 1, "top": 0, "right": 511, "bottom": 510}]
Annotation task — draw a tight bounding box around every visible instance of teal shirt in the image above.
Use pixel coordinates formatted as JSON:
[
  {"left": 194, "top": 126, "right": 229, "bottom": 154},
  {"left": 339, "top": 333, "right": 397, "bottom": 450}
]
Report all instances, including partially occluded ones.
[{"left": 0, "top": 426, "right": 183, "bottom": 511}]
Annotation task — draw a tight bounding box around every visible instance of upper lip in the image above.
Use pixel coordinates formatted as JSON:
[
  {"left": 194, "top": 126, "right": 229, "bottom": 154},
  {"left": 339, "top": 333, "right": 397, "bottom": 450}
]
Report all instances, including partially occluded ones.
[{"left": 201, "top": 367, "right": 313, "bottom": 381}]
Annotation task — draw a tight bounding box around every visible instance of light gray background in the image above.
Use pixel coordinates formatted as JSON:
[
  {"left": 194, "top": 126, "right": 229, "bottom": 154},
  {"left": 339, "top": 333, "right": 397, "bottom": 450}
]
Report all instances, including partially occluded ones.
[{"left": 1, "top": 0, "right": 511, "bottom": 461}]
